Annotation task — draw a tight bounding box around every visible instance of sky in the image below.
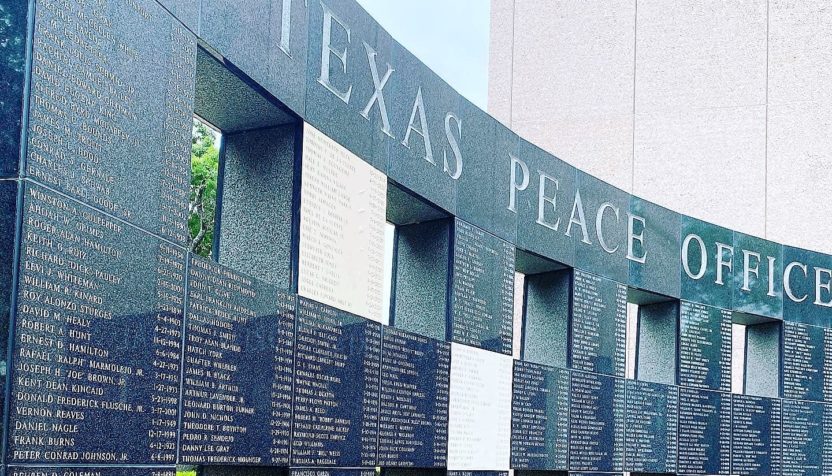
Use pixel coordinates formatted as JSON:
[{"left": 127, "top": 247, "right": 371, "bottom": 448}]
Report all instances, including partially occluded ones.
[{"left": 355, "top": 0, "right": 491, "bottom": 110}]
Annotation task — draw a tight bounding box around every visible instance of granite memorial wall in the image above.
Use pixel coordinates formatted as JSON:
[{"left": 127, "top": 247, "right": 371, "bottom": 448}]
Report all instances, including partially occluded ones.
[{"left": 1, "top": 0, "right": 832, "bottom": 475}]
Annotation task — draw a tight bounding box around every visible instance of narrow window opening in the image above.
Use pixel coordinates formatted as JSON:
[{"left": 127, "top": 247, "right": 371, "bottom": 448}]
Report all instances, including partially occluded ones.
[
  {"left": 189, "top": 117, "right": 221, "bottom": 258},
  {"left": 627, "top": 290, "right": 679, "bottom": 385},
  {"left": 732, "top": 323, "right": 747, "bottom": 394},
  {"left": 515, "top": 249, "right": 569, "bottom": 368},
  {"left": 735, "top": 313, "right": 781, "bottom": 397}
]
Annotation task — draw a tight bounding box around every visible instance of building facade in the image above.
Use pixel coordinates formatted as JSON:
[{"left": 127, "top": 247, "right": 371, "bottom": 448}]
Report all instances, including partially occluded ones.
[{"left": 489, "top": 0, "right": 831, "bottom": 254}]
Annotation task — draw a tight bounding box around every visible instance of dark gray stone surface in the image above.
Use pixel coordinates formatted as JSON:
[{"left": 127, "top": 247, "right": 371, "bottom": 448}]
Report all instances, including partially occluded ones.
[
  {"left": 744, "top": 320, "right": 781, "bottom": 398},
  {"left": 9, "top": 183, "right": 185, "bottom": 465},
  {"left": 573, "top": 172, "right": 629, "bottom": 284},
  {"left": 194, "top": 48, "right": 296, "bottom": 133},
  {"left": 731, "top": 395, "right": 781, "bottom": 476},
  {"left": 449, "top": 219, "right": 514, "bottom": 355},
  {"left": 456, "top": 99, "right": 518, "bottom": 243},
  {"left": 636, "top": 301, "right": 678, "bottom": 385},
  {"left": 677, "top": 387, "right": 731, "bottom": 475},
  {"left": 0, "top": 0, "right": 28, "bottom": 177},
  {"left": 218, "top": 125, "right": 296, "bottom": 288},
  {"left": 386, "top": 37, "right": 460, "bottom": 210},
  {"left": 378, "top": 327, "right": 450, "bottom": 468},
  {"left": 680, "top": 216, "right": 734, "bottom": 309},
  {"left": 732, "top": 232, "right": 783, "bottom": 319},
  {"left": 570, "top": 270, "right": 626, "bottom": 377},
  {"left": 157, "top": 0, "right": 199, "bottom": 32},
  {"left": 392, "top": 218, "right": 451, "bottom": 341},
  {"left": 200, "top": 0, "right": 308, "bottom": 114},
  {"left": 387, "top": 182, "right": 448, "bottom": 226},
  {"left": 782, "top": 321, "right": 832, "bottom": 401},
  {"left": 679, "top": 301, "right": 732, "bottom": 391},
  {"left": 628, "top": 197, "right": 680, "bottom": 298},
  {"left": 179, "top": 256, "right": 295, "bottom": 465},
  {"left": 783, "top": 245, "right": 832, "bottom": 327},
  {"left": 6, "top": 468, "right": 175, "bottom": 476},
  {"left": 511, "top": 361, "right": 569, "bottom": 470},
  {"left": 26, "top": 0, "right": 196, "bottom": 244},
  {"left": 568, "top": 371, "right": 624, "bottom": 472},
  {"left": 624, "top": 380, "right": 678, "bottom": 474},
  {"left": 521, "top": 270, "right": 570, "bottom": 368},
  {"left": 512, "top": 140, "right": 578, "bottom": 268},
  {"left": 305, "top": 0, "right": 392, "bottom": 173},
  {"left": 0, "top": 180, "right": 17, "bottom": 448}
]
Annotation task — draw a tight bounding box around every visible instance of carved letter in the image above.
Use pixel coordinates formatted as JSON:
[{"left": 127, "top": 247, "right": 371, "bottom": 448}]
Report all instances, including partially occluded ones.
[
  {"left": 565, "top": 190, "right": 591, "bottom": 245},
  {"left": 536, "top": 172, "right": 559, "bottom": 230},
  {"left": 508, "top": 154, "right": 529, "bottom": 213},
  {"left": 767, "top": 256, "right": 777, "bottom": 297},
  {"left": 443, "top": 113, "right": 462, "bottom": 179},
  {"left": 401, "top": 87, "right": 434, "bottom": 164},
  {"left": 595, "top": 202, "right": 620, "bottom": 254},
  {"left": 741, "top": 250, "right": 760, "bottom": 292},
  {"left": 682, "top": 234, "right": 707, "bottom": 280},
  {"left": 715, "top": 242, "right": 734, "bottom": 286},
  {"left": 360, "top": 42, "right": 394, "bottom": 137},
  {"left": 784, "top": 261, "right": 808, "bottom": 303},
  {"left": 278, "top": 0, "right": 294, "bottom": 55},
  {"left": 815, "top": 267, "right": 832, "bottom": 307},
  {"left": 318, "top": 2, "right": 351, "bottom": 103},
  {"left": 627, "top": 214, "right": 647, "bottom": 264}
]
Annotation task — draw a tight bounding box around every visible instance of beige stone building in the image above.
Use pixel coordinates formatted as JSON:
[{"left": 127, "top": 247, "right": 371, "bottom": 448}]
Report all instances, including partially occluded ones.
[{"left": 488, "top": 0, "right": 831, "bottom": 254}]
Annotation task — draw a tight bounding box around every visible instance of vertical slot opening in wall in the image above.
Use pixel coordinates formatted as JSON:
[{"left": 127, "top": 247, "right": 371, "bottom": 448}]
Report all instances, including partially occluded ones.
[
  {"left": 192, "top": 46, "right": 301, "bottom": 290},
  {"left": 627, "top": 290, "right": 679, "bottom": 385},
  {"left": 189, "top": 117, "right": 221, "bottom": 259},
  {"left": 732, "top": 323, "right": 747, "bottom": 394},
  {"left": 387, "top": 182, "right": 452, "bottom": 340},
  {"left": 515, "top": 249, "right": 570, "bottom": 368},
  {"left": 734, "top": 313, "right": 781, "bottom": 398}
]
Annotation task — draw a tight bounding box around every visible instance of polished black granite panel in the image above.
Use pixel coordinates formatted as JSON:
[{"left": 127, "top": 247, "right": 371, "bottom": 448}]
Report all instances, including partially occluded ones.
[
  {"left": 0, "top": 180, "right": 17, "bottom": 453},
  {"left": 178, "top": 256, "right": 295, "bottom": 465},
  {"left": 8, "top": 183, "right": 185, "bottom": 465},
  {"left": 449, "top": 219, "right": 514, "bottom": 355},
  {"left": 679, "top": 301, "right": 732, "bottom": 392},
  {"left": 6, "top": 468, "right": 175, "bottom": 476},
  {"left": 732, "top": 394, "right": 782, "bottom": 476},
  {"left": 26, "top": 0, "right": 195, "bottom": 243},
  {"left": 378, "top": 326, "right": 450, "bottom": 468},
  {"left": 781, "top": 399, "right": 827, "bottom": 476},
  {"left": 291, "top": 298, "right": 381, "bottom": 467},
  {"left": 677, "top": 387, "right": 731, "bottom": 475},
  {"left": 569, "top": 271, "right": 626, "bottom": 377},
  {"left": 624, "top": 380, "right": 678, "bottom": 474},
  {"left": 511, "top": 361, "right": 569, "bottom": 471},
  {"left": 0, "top": 0, "right": 28, "bottom": 177},
  {"left": 568, "top": 371, "right": 624, "bottom": 472},
  {"left": 782, "top": 321, "right": 832, "bottom": 402}
]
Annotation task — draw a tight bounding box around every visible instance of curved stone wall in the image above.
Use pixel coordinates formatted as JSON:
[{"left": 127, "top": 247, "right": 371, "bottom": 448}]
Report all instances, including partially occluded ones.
[{"left": 0, "top": 0, "right": 829, "bottom": 475}]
